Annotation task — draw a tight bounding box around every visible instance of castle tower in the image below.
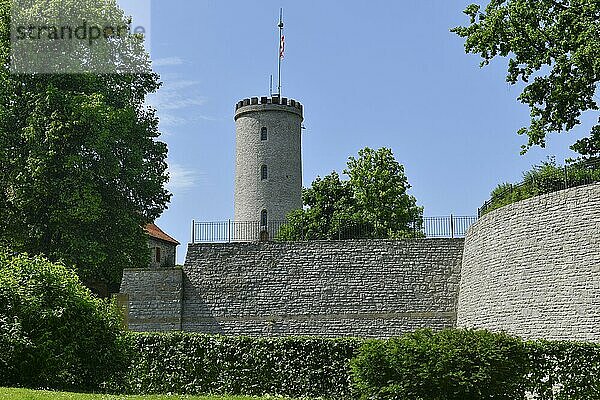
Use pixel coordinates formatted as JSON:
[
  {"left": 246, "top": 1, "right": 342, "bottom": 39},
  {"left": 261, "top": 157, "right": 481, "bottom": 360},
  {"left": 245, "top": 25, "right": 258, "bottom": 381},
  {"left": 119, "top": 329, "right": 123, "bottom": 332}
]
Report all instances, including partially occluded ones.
[{"left": 234, "top": 95, "right": 304, "bottom": 233}]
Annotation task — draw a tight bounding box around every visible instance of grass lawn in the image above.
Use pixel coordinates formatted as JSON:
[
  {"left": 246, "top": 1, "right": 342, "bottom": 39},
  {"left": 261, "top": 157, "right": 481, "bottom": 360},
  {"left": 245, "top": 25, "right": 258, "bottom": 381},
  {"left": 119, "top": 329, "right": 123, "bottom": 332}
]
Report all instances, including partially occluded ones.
[{"left": 0, "top": 387, "right": 289, "bottom": 400}]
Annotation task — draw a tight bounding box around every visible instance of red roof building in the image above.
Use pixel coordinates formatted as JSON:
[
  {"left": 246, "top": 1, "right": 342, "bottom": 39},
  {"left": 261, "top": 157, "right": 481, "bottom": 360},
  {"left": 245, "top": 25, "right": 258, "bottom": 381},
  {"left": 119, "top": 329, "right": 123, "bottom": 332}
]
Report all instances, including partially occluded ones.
[{"left": 144, "top": 223, "right": 180, "bottom": 268}]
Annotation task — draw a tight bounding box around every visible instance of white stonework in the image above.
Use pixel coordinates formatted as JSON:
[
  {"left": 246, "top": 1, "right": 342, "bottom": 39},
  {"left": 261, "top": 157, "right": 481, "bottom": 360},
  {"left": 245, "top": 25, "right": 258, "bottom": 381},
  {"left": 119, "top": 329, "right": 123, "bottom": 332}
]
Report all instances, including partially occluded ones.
[{"left": 457, "top": 183, "right": 600, "bottom": 341}]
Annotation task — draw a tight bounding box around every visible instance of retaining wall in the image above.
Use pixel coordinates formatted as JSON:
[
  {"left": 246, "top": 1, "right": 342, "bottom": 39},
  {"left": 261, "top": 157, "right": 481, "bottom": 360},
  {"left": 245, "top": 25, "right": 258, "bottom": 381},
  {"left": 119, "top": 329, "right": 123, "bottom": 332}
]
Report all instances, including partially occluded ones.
[
  {"left": 120, "top": 185, "right": 600, "bottom": 340},
  {"left": 457, "top": 183, "right": 600, "bottom": 341},
  {"left": 182, "top": 239, "right": 464, "bottom": 337},
  {"left": 120, "top": 268, "right": 183, "bottom": 331}
]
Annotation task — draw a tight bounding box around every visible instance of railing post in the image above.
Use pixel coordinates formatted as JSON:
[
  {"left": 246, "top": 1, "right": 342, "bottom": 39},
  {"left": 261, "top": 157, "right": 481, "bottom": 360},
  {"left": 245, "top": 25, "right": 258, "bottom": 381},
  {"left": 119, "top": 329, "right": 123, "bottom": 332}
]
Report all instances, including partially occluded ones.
[
  {"left": 564, "top": 165, "right": 569, "bottom": 189},
  {"left": 191, "top": 219, "right": 195, "bottom": 244},
  {"left": 413, "top": 217, "right": 416, "bottom": 238},
  {"left": 450, "top": 214, "right": 455, "bottom": 239},
  {"left": 228, "top": 219, "right": 231, "bottom": 243}
]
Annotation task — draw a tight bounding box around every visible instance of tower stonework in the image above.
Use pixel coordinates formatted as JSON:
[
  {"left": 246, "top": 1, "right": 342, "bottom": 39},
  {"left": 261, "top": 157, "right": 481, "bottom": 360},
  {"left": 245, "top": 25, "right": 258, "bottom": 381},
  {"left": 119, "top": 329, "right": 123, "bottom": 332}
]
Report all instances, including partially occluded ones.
[{"left": 234, "top": 96, "right": 304, "bottom": 230}]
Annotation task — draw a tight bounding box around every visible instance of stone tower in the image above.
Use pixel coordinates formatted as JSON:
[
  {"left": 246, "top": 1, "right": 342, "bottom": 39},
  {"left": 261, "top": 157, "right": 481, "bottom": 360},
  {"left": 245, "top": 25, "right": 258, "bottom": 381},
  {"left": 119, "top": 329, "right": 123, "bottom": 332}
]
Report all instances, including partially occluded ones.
[{"left": 234, "top": 95, "right": 304, "bottom": 233}]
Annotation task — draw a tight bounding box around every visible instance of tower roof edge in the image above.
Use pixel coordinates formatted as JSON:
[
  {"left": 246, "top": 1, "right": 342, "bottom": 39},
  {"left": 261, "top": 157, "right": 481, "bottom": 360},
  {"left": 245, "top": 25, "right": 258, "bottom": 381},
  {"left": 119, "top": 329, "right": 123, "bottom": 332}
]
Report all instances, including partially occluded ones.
[{"left": 234, "top": 95, "right": 303, "bottom": 120}]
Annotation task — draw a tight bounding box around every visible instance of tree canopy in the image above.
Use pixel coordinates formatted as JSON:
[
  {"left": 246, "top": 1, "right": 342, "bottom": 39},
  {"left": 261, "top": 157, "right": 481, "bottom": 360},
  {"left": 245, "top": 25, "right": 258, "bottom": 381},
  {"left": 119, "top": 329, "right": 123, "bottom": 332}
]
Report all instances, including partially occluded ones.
[
  {"left": 278, "top": 147, "right": 423, "bottom": 240},
  {"left": 0, "top": 0, "right": 170, "bottom": 290},
  {"left": 0, "top": 250, "right": 128, "bottom": 390},
  {"left": 452, "top": 0, "right": 600, "bottom": 157}
]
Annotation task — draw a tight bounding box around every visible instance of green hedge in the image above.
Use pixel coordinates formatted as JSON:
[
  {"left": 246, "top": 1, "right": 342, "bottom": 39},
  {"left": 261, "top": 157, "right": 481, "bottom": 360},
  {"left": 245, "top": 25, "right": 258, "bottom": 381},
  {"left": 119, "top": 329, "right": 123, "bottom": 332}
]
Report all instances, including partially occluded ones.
[
  {"left": 350, "top": 330, "right": 600, "bottom": 400},
  {"left": 351, "top": 329, "right": 529, "bottom": 400},
  {"left": 123, "top": 330, "right": 600, "bottom": 400},
  {"left": 125, "top": 333, "right": 362, "bottom": 399},
  {"left": 527, "top": 340, "right": 600, "bottom": 400}
]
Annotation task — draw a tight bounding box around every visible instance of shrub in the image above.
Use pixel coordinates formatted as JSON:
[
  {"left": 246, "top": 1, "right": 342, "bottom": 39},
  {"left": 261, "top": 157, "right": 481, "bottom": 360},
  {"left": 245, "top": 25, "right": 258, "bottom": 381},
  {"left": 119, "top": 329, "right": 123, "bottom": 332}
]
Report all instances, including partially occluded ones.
[
  {"left": 527, "top": 340, "right": 600, "bottom": 400},
  {"left": 482, "top": 157, "right": 600, "bottom": 215},
  {"left": 126, "top": 332, "right": 362, "bottom": 399},
  {"left": 0, "top": 250, "right": 128, "bottom": 391},
  {"left": 122, "top": 331, "right": 600, "bottom": 400},
  {"left": 350, "top": 329, "right": 529, "bottom": 400}
]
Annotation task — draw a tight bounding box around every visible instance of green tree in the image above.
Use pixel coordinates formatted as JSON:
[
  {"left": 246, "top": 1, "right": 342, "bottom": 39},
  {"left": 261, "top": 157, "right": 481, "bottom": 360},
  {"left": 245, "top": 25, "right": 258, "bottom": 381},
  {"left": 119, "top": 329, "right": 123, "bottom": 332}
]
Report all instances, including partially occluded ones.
[
  {"left": 0, "top": 0, "right": 170, "bottom": 291},
  {"left": 0, "top": 250, "right": 129, "bottom": 391},
  {"left": 346, "top": 147, "right": 423, "bottom": 238},
  {"left": 279, "top": 171, "right": 358, "bottom": 240},
  {"left": 278, "top": 147, "right": 423, "bottom": 240},
  {"left": 452, "top": 0, "right": 600, "bottom": 157}
]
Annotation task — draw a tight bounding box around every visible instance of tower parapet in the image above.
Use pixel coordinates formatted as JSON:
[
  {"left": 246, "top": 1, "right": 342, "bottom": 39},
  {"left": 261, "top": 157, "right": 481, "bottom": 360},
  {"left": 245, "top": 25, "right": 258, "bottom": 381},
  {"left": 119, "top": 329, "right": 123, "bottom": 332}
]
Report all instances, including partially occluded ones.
[{"left": 235, "top": 95, "right": 303, "bottom": 120}]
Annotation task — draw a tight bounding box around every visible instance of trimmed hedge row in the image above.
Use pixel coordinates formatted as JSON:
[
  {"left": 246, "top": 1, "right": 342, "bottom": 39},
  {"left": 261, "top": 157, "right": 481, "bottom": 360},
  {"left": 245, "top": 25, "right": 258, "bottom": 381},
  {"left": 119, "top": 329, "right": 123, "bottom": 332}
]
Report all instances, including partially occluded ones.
[
  {"left": 2, "top": 322, "right": 600, "bottom": 398},
  {"left": 351, "top": 331, "right": 600, "bottom": 400},
  {"left": 123, "top": 331, "right": 600, "bottom": 400},
  {"left": 351, "top": 329, "right": 528, "bottom": 400},
  {"left": 125, "top": 333, "right": 362, "bottom": 399},
  {"left": 528, "top": 340, "right": 600, "bottom": 400}
]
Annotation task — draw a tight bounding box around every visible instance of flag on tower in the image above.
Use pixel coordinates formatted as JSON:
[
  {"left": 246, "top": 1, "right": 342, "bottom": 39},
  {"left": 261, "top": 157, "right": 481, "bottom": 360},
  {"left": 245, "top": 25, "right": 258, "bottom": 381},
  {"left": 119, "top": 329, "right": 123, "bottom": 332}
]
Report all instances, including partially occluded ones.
[{"left": 279, "top": 35, "right": 285, "bottom": 59}]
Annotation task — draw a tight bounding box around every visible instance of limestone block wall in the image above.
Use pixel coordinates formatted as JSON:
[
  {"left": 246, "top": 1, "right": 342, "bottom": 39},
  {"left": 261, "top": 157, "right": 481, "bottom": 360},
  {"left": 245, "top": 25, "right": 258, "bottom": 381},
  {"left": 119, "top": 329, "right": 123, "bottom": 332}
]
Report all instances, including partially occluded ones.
[
  {"left": 182, "top": 239, "right": 464, "bottom": 338},
  {"left": 120, "top": 268, "right": 182, "bottom": 331},
  {"left": 457, "top": 183, "right": 600, "bottom": 341}
]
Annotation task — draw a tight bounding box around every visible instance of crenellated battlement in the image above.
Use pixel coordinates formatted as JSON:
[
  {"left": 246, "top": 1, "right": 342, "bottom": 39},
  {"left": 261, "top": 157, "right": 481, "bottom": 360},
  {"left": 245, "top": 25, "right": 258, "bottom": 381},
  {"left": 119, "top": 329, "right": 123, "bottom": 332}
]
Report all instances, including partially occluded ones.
[{"left": 234, "top": 95, "right": 303, "bottom": 119}]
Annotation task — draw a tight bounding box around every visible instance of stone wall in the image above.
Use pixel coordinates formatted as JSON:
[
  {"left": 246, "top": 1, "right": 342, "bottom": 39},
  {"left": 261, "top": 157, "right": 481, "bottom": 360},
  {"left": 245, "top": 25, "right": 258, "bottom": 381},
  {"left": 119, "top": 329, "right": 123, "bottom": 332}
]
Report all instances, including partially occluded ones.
[
  {"left": 182, "top": 239, "right": 463, "bottom": 337},
  {"left": 457, "top": 183, "right": 600, "bottom": 341},
  {"left": 120, "top": 268, "right": 182, "bottom": 331},
  {"left": 119, "top": 184, "right": 600, "bottom": 339},
  {"left": 147, "top": 237, "right": 177, "bottom": 268}
]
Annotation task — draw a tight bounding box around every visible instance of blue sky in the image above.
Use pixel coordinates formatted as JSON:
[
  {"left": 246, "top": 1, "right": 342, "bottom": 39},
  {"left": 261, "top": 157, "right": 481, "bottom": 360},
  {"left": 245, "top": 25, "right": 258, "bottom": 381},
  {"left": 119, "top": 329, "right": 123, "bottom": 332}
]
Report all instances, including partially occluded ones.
[{"left": 120, "top": 1, "right": 596, "bottom": 263}]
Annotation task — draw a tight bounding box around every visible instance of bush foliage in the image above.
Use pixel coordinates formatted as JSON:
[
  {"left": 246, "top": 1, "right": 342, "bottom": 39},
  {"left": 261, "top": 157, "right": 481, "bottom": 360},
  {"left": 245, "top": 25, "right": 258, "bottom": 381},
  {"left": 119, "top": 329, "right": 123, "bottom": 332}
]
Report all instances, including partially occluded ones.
[
  {"left": 527, "top": 340, "right": 600, "bottom": 400},
  {"left": 0, "top": 250, "right": 128, "bottom": 391},
  {"left": 482, "top": 157, "right": 600, "bottom": 215},
  {"left": 351, "top": 330, "right": 600, "bottom": 400},
  {"left": 123, "top": 330, "right": 600, "bottom": 400},
  {"left": 125, "top": 333, "right": 362, "bottom": 399},
  {"left": 351, "top": 329, "right": 529, "bottom": 400}
]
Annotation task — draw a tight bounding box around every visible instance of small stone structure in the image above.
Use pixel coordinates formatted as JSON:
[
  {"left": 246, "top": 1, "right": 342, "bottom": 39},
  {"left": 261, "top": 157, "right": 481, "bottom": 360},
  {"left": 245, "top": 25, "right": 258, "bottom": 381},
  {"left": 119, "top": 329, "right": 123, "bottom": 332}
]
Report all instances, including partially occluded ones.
[
  {"left": 457, "top": 183, "right": 600, "bottom": 341},
  {"left": 117, "top": 224, "right": 182, "bottom": 331},
  {"left": 120, "top": 268, "right": 183, "bottom": 331},
  {"left": 145, "top": 223, "right": 180, "bottom": 268}
]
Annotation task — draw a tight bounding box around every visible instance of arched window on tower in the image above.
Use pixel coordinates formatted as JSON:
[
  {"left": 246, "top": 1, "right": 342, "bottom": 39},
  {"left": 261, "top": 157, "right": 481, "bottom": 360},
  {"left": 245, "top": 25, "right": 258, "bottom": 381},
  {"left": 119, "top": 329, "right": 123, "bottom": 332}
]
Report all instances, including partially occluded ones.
[
  {"left": 261, "top": 127, "right": 268, "bottom": 141},
  {"left": 261, "top": 209, "right": 268, "bottom": 227},
  {"left": 261, "top": 165, "right": 268, "bottom": 180}
]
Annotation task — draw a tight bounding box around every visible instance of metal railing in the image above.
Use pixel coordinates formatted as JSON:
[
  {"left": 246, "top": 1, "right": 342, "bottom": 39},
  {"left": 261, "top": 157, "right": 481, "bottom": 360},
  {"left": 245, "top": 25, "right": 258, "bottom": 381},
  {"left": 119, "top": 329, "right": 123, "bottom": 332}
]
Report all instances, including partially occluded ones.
[
  {"left": 478, "top": 157, "right": 600, "bottom": 217},
  {"left": 422, "top": 216, "right": 476, "bottom": 238},
  {"left": 191, "top": 215, "right": 478, "bottom": 243}
]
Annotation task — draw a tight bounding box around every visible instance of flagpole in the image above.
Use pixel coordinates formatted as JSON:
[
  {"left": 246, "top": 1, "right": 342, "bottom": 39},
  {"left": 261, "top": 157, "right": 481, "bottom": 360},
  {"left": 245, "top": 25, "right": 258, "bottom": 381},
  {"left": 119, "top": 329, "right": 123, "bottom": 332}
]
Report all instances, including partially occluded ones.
[{"left": 277, "top": 8, "right": 283, "bottom": 96}]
